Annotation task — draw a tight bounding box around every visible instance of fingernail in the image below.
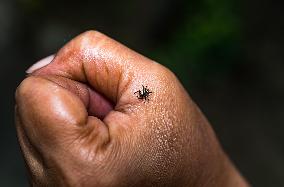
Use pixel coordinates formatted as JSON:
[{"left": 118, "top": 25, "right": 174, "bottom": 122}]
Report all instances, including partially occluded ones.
[{"left": 26, "top": 55, "right": 55, "bottom": 74}]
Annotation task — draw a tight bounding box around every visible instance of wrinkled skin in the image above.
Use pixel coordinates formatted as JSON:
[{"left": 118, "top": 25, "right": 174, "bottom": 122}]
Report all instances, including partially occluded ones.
[{"left": 15, "top": 31, "right": 249, "bottom": 187}]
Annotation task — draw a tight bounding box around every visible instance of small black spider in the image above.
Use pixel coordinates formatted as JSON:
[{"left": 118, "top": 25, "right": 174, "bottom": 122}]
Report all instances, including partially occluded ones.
[{"left": 134, "top": 85, "right": 153, "bottom": 101}]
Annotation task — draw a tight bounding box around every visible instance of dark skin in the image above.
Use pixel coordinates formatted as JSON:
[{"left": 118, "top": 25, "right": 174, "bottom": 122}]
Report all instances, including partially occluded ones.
[{"left": 15, "top": 31, "right": 250, "bottom": 187}]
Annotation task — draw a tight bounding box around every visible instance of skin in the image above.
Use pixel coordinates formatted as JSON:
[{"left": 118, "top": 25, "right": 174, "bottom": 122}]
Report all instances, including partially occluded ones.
[{"left": 15, "top": 31, "right": 250, "bottom": 187}]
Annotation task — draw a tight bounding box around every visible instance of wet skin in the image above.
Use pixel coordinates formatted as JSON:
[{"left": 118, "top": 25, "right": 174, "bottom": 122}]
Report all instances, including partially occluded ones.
[{"left": 15, "top": 31, "right": 249, "bottom": 187}]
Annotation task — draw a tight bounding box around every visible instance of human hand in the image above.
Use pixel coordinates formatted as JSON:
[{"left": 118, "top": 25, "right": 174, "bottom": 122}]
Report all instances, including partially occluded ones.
[{"left": 15, "top": 31, "right": 249, "bottom": 187}]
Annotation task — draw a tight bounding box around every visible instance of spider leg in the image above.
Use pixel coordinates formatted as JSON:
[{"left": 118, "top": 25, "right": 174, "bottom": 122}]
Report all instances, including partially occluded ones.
[
  {"left": 134, "top": 90, "right": 141, "bottom": 99},
  {"left": 134, "top": 90, "right": 142, "bottom": 94},
  {"left": 144, "top": 97, "right": 148, "bottom": 103}
]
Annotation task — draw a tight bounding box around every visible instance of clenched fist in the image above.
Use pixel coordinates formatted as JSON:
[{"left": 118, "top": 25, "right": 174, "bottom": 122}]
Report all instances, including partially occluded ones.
[{"left": 15, "top": 31, "right": 249, "bottom": 187}]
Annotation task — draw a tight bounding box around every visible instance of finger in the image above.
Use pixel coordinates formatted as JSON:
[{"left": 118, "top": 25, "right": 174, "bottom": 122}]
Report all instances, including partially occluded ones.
[{"left": 16, "top": 76, "right": 110, "bottom": 155}]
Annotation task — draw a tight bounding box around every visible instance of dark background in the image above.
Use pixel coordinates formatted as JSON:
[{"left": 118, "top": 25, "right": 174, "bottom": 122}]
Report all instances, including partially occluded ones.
[{"left": 1, "top": 0, "right": 284, "bottom": 186}]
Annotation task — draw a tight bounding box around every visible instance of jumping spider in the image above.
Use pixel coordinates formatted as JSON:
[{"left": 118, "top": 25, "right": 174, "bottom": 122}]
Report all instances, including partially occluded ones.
[{"left": 134, "top": 85, "right": 153, "bottom": 102}]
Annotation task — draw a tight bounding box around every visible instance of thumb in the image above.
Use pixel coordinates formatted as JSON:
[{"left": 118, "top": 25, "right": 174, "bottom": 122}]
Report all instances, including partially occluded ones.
[
  {"left": 15, "top": 75, "right": 112, "bottom": 185},
  {"left": 15, "top": 76, "right": 110, "bottom": 154}
]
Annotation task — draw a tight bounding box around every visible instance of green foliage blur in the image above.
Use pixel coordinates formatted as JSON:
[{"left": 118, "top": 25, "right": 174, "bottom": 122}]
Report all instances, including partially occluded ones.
[{"left": 151, "top": 0, "right": 241, "bottom": 88}]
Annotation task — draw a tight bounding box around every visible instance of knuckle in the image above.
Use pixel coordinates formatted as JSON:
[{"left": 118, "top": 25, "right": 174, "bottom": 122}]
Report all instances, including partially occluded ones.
[
  {"left": 159, "top": 64, "right": 178, "bottom": 81},
  {"left": 79, "top": 30, "right": 102, "bottom": 39},
  {"left": 152, "top": 63, "right": 179, "bottom": 86},
  {"left": 63, "top": 30, "right": 107, "bottom": 62},
  {"left": 76, "top": 30, "right": 105, "bottom": 50}
]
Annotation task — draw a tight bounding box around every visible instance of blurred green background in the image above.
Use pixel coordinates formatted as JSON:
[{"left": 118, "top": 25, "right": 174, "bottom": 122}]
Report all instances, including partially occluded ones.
[{"left": 1, "top": 0, "right": 284, "bottom": 186}]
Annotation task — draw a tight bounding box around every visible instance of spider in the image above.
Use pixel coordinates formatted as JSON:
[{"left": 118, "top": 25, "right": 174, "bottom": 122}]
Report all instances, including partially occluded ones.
[{"left": 134, "top": 85, "right": 153, "bottom": 102}]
